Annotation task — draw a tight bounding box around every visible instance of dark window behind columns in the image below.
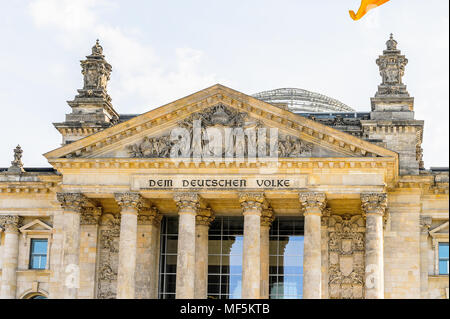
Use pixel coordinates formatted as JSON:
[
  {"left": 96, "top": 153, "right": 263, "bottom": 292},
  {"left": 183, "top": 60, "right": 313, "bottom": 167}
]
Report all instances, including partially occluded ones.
[
  {"left": 208, "top": 216, "right": 244, "bottom": 299},
  {"left": 158, "top": 217, "right": 178, "bottom": 299},
  {"left": 269, "top": 217, "right": 304, "bottom": 299}
]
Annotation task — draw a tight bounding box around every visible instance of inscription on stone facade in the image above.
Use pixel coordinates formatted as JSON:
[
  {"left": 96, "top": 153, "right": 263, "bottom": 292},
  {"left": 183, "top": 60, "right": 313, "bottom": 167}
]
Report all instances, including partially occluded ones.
[{"left": 131, "top": 175, "right": 307, "bottom": 190}]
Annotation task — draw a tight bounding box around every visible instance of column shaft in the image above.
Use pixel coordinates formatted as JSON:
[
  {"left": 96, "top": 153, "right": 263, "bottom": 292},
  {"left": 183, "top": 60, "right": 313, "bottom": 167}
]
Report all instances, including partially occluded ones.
[
  {"left": 243, "top": 212, "right": 261, "bottom": 299},
  {"left": 174, "top": 193, "right": 200, "bottom": 299},
  {"left": 149, "top": 220, "right": 161, "bottom": 299},
  {"left": 0, "top": 216, "right": 21, "bottom": 299},
  {"left": 115, "top": 192, "right": 144, "bottom": 299},
  {"left": 176, "top": 212, "right": 197, "bottom": 298},
  {"left": 57, "top": 193, "right": 88, "bottom": 299},
  {"left": 195, "top": 224, "right": 209, "bottom": 299},
  {"left": 260, "top": 225, "right": 270, "bottom": 299},
  {"left": 419, "top": 217, "right": 431, "bottom": 299},
  {"left": 117, "top": 209, "right": 138, "bottom": 299},
  {"left": 260, "top": 208, "right": 274, "bottom": 299},
  {"left": 364, "top": 213, "right": 384, "bottom": 298},
  {"left": 136, "top": 209, "right": 161, "bottom": 299},
  {"left": 303, "top": 212, "right": 322, "bottom": 299},
  {"left": 299, "top": 192, "right": 326, "bottom": 299},
  {"left": 361, "top": 193, "right": 387, "bottom": 299},
  {"left": 239, "top": 192, "right": 265, "bottom": 299}
]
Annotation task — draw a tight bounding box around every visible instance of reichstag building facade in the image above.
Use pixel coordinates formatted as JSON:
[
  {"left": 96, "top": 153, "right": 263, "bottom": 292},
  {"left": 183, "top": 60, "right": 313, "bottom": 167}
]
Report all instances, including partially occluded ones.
[{"left": 0, "top": 35, "right": 448, "bottom": 299}]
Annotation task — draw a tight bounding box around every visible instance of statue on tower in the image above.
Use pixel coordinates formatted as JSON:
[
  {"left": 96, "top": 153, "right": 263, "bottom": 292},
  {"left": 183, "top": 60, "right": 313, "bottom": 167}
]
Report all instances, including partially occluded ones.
[
  {"left": 375, "top": 34, "right": 409, "bottom": 97},
  {"left": 7, "top": 145, "right": 25, "bottom": 173},
  {"left": 80, "top": 39, "right": 111, "bottom": 93}
]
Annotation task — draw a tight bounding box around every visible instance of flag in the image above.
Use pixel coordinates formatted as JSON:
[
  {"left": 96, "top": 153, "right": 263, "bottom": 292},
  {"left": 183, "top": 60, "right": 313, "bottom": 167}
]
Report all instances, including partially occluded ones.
[{"left": 349, "top": 0, "right": 391, "bottom": 21}]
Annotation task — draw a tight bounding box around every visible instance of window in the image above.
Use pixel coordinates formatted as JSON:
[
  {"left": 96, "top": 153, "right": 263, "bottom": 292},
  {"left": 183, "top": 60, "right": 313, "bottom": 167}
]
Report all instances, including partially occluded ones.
[
  {"left": 29, "top": 239, "right": 48, "bottom": 270},
  {"left": 207, "top": 217, "right": 244, "bottom": 299},
  {"left": 269, "top": 217, "right": 304, "bottom": 299},
  {"left": 439, "top": 243, "right": 449, "bottom": 275},
  {"left": 158, "top": 217, "right": 178, "bottom": 299}
]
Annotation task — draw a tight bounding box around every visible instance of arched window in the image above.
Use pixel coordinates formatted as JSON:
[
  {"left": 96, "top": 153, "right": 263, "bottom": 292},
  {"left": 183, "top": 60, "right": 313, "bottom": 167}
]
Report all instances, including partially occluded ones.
[{"left": 23, "top": 292, "right": 48, "bottom": 299}]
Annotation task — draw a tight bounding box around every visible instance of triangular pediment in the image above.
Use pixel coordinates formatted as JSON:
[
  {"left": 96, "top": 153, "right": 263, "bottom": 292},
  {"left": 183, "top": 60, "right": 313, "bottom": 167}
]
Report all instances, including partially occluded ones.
[
  {"left": 430, "top": 222, "right": 449, "bottom": 235},
  {"left": 44, "top": 84, "right": 397, "bottom": 162},
  {"left": 19, "top": 219, "right": 52, "bottom": 232}
]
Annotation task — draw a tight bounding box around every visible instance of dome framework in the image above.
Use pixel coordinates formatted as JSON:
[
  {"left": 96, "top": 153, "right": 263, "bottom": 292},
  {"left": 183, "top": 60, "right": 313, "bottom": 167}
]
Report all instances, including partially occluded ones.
[{"left": 252, "top": 88, "right": 354, "bottom": 113}]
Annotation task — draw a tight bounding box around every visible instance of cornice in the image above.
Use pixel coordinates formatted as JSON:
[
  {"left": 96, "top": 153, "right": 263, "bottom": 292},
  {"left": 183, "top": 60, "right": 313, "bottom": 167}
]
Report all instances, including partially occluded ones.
[
  {"left": 44, "top": 85, "right": 398, "bottom": 163},
  {"left": 0, "top": 181, "right": 57, "bottom": 194},
  {"left": 47, "top": 157, "right": 395, "bottom": 170}
]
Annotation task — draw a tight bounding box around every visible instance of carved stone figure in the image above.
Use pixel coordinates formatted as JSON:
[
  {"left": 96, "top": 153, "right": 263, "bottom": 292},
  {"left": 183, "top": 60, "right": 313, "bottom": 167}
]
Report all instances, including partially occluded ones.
[
  {"left": 7, "top": 145, "right": 25, "bottom": 173},
  {"left": 375, "top": 34, "right": 409, "bottom": 97},
  {"left": 97, "top": 213, "right": 121, "bottom": 299},
  {"left": 328, "top": 214, "right": 365, "bottom": 299},
  {"left": 127, "top": 104, "right": 313, "bottom": 159}
]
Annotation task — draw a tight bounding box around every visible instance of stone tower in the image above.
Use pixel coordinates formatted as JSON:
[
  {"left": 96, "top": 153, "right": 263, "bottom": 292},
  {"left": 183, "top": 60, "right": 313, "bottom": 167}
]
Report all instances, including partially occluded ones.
[
  {"left": 361, "top": 34, "right": 424, "bottom": 175},
  {"left": 54, "top": 40, "right": 119, "bottom": 145}
]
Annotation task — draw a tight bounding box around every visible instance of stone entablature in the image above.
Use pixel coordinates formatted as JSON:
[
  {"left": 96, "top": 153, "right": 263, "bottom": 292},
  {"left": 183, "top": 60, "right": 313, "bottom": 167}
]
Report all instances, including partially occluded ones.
[{"left": 45, "top": 85, "right": 396, "bottom": 161}]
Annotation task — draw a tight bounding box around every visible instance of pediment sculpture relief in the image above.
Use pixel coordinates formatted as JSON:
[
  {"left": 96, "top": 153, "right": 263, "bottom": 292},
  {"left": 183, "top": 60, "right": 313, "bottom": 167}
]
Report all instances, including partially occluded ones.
[{"left": 127, "top": 104, "right": 313, "bottom": 159}]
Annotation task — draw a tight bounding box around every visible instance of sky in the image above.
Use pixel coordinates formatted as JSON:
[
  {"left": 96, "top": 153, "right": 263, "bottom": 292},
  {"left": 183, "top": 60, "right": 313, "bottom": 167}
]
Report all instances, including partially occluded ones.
[{"left": 0, "top": 0, "right": 448, "bottom": 168}]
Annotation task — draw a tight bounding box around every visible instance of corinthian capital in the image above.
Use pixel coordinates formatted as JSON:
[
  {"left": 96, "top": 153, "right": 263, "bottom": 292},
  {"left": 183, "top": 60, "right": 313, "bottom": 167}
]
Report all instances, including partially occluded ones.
[
  {"left": 0, "top": 215, "right": 23, "bottom": 233},
  {"left": 261, "top": 207, "right": 275, "bottom": 227},
  {"left": 57, "top": 192, "right": 90, "bottom": 213},
  {"left": 239, "top": 192, "right": 266, "bottom": 214},
  {"left": 174, "top": 192, "right": 200, "bottom": 213},
  {"left": 196, "top": 208, "right": 215, "bottom": 226},
  {"left": 114, "top": 192, "right": 145, "bottom": 213},
  {"left": 138, "top": 207, "right": 162, "bottom": 226},
  {"left": 360, "top": 193, "right": 387, "bottom": 217},
  {"left": 299, "top": 192, "right": 326, "bottom": 215},
  {"left": 80, "top": 207, "right": 102, "bottom": 225}
]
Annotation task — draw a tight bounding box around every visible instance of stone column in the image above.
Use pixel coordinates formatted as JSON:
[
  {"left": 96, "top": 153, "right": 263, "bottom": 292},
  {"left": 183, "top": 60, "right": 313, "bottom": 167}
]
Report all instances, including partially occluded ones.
[
  {"left": 239, "top": 192, "right": 266, "bottom": 299},
  {"left": 0, "top": 215, "right": 22, "bottom": 299},
  {"left": 419, "top": 216, "right": 432, "bottom": 299},
  {"left": 136, "top": 207, "right": 162, "bottom": 299},
  {"left": 115, "top": 192, "right": 144, "bottom": 299},
  {"left": 57, "top": 192, "right": 89, "bottom": 299},
  {"left": 79, "top": 207, "right": 101, "bottom": 298},
  {"left": 361, "top": 193, "right": 387, "bottom": 299},
  {"left": 321, "top": 209, "right": 330, "bottom": 299},
  {"left": 299, "top": 192, "right": 326, "bottom": 299},
  {"left": 195, "top": 208, "right": 215, "bottom": 299},
  {"left": 260, "top": 208, "right": 274, "bottom": 299},
  {"left": 174, "top": 193, "right": 200, "bottom": 299}
]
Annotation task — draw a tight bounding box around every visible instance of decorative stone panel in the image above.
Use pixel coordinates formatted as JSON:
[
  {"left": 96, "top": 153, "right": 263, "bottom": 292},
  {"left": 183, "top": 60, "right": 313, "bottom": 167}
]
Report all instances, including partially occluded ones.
[
  {"left": 96, "top": 213, "right": 121, "bottom": 299},
  {"left": 328, "top": 214, "right": 366, "bottom": 299}
]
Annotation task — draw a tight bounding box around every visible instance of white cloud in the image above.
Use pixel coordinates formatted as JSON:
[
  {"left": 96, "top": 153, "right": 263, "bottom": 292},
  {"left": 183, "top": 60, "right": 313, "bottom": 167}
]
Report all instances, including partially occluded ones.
[{"left": 28, "top": 0, "right": 220, "bottom": 113}]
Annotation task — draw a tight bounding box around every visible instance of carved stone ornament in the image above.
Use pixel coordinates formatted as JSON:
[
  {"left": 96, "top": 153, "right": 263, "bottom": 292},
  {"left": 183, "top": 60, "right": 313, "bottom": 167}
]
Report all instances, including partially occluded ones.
[
  {"left": 328, "top": 214, "right": 365, "bottom": 299},
  {"left": 420, "top": 216, "right": 432, "bottom": 234},
  {"left": 196, "top": 208, "right": 215, "bottom": 226},
  {"left": 126, "top": 104, "right": 313, "bottom": 159},
  {"left": 174, "top": 193, "right": 200, "bottom": 212},
  {"left": 239, "top": 192, "right": 266, "bottom": 212},
  {"left": 57, "top": 193, "right": 91, "bottom": 213},
  {"left": 7, "top": 145, "right": 25, "bottom": 173},
  {"left": 0, "top": 215, "right": 23, "bottom": 233},
  {"left": 375, "top": 34, "right": 409, "bottom": 97},
  {"left": 80, "top": 207, "right": 102, "bottom": 225},
  {"left": 114, "top": 192, "right": 145, "bottom": 212},
  {"left": 97, "top": 213, "right": 121, "bottom": 299},
  {"left": 361, "top": 193, "right": 387, "bottom": 218},
  {"left": 261, "top": 207, "right": 275, "bottom": 227},
  {"left": 138, "top": 207, "right": 162, "bottom": 226},
  {"left": 299, "top": 192, "right": 327, "bottom": 213}
]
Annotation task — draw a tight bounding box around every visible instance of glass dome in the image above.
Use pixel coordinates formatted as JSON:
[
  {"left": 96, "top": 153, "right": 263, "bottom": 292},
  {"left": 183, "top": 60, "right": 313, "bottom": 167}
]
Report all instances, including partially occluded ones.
[{"left": 252, "top": 88, "right": 354, "bottom": 113}]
